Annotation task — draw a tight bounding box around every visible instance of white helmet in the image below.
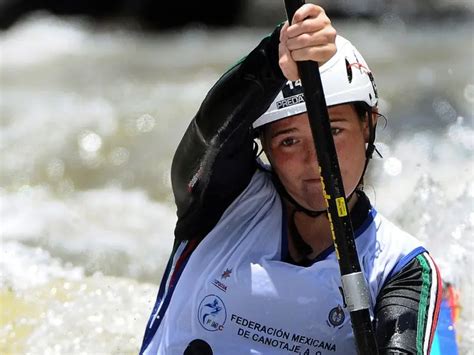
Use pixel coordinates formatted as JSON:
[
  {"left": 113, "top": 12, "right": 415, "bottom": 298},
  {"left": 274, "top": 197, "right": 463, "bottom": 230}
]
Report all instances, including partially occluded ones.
[{"left": 253, "top": 35, "right": 378, "bottom": 128}]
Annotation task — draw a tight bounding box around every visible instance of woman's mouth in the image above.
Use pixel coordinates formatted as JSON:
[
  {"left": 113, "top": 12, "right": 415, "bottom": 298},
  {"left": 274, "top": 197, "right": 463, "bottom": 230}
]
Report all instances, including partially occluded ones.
[{"left": 303, "top": 178, "right": 321, "bottom": 183}]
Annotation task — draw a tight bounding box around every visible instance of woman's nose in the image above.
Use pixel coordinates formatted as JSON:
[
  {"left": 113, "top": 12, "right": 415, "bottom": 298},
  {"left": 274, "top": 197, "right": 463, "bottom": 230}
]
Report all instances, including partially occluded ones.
[{"left": 304, "top": 142, "right": 318, "bottom": 164}]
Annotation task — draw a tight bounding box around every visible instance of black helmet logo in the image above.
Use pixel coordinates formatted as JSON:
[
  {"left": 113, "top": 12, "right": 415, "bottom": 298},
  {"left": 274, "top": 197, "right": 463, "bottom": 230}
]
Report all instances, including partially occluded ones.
[{"left": 281, "top": 80, "right": 304, "bottom": 98}]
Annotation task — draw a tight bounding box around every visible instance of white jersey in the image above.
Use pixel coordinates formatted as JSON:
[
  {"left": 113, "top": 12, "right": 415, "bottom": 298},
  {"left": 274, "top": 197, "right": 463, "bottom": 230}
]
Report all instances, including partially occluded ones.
[{"left": 141, "top": 170, "right": 425, "bottom": 355}]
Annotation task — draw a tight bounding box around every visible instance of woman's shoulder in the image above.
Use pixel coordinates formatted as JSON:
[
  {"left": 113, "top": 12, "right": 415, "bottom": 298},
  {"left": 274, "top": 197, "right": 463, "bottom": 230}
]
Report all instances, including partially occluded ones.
[
  {"left": 374, "top": 212, "right": 424, "bottom": 253},
  {"left": 358, "top": 210, "right": 428, "bottom": 299},
  {"left": 353, "top": 194, "right": 424, "bottom": 260}
]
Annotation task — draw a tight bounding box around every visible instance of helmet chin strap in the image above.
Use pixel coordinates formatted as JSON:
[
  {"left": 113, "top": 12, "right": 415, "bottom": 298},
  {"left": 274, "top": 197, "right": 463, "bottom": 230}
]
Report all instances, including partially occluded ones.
[{"left": 358, "top": 108, "right": 382, "bottom": 189}]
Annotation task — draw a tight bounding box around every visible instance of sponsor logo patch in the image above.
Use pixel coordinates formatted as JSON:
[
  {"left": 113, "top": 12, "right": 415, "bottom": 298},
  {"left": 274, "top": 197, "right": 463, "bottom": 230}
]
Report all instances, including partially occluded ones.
[
  {"left": 211, "top": 268, "right": 232, "bottom": 292},
  {"left": 221, "top": 268, "right": 232, "bottom": 279},
  {"left": 277, "top": 80, "right": 305, "bottom": 109},
  {"left": 276, "top": 93, "right": 305, "bottom": 109},
  {"left": 212, "top": 279, "right": 228, "bottom": 292},
  {"left": 198, "top": 294, "right": 227, "bottom": 331},
  {"left": 327, "top": 304, "right": 345, "bottom": 328}
]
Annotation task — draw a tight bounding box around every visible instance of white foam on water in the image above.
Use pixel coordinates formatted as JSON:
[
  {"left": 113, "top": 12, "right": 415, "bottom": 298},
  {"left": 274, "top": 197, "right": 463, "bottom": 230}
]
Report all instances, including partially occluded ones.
[
  {"left": 367, "top": 121, "right": 473, "bottom": 352},
  {"left": 1, "top": 241, "right": 84, "bottom": 292},
  {"left": 0, "top": 13, "right": 87, "bottom": 68},
  {"left": 0, "top": 241, "right": 156, "bottom": 354},
  {"left": 1, "top": 185, "right": 176, "bottom": 281}
]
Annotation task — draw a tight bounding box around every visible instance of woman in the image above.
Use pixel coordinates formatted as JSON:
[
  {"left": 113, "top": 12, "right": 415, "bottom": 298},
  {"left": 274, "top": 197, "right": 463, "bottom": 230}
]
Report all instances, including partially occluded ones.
[{"left": 140, "top": 4, "right": 441, "bottom": 355}]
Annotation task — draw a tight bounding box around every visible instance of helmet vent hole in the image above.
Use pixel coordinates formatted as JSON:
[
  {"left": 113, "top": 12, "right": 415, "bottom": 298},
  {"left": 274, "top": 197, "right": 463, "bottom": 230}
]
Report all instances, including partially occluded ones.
[{"left": 345, "top": 58, "right": 353, "bottom": 83}]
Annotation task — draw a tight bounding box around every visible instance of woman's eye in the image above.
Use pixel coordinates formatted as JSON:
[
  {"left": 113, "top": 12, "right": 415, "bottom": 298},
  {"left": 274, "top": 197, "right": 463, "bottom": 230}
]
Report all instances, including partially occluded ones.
[
  {"left": 331, "top": 127, "right": 342, "bottom": 136},
  {"left": 281, "top": 138, "right": 298, "bottom": 147}
]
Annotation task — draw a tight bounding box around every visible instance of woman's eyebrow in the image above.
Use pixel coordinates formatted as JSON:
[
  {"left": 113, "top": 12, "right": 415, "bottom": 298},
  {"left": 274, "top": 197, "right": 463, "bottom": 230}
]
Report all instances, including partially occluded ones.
[
  {"left": 329, "top": 116, "right": 347, "bottom": 123},
  {"left": 271, "top": 127, "right": 298, "bottom": 139}
]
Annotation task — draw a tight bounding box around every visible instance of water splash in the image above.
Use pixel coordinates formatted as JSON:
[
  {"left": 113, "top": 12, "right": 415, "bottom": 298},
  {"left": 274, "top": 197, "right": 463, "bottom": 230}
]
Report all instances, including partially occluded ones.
[{"left": 0, "top": 242, "right": 156, "bottom": 355}]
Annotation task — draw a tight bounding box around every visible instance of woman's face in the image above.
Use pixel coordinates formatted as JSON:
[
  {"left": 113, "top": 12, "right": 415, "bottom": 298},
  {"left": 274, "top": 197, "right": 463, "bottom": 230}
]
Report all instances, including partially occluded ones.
[{"left": 263, "top": 103, "right": 370, "bottom": 211}]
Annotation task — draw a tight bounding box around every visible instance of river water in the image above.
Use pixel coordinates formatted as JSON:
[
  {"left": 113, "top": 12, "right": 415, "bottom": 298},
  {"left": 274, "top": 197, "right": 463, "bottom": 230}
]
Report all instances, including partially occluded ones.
[{"left": 1, "top": 13, "right": 473, "bottom": 354}]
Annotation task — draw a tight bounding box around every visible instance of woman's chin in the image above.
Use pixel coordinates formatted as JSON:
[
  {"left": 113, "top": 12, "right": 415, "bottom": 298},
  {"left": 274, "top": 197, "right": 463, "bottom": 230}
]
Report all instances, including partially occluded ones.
[
  {"left": 287, "top": 187, "right": 327, "bottom": 212},
  {"left": 306, "top": 203, "right": 327, "bottom": 212},
  {"left": 298, "top": 196, "right": 327, "bottom": 213}
]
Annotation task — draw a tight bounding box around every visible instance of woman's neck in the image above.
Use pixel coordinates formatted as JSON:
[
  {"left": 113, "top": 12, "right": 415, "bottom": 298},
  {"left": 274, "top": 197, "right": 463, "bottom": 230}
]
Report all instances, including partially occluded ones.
[{"left": 286, "top": 193, "right": 359, "bottom": 263}]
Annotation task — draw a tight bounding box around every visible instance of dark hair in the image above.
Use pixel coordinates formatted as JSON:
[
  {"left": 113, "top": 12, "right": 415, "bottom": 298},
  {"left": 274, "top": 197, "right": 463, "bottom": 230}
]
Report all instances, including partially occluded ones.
[{"left": 353, "top": 102, "right": 373, "bottom": 121}]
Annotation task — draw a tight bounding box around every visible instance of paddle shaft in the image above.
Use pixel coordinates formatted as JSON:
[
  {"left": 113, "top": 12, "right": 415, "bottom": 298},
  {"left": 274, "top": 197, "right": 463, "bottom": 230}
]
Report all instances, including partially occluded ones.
[{"left": 283, "top": 1, "right": 379, "bottom": 354}]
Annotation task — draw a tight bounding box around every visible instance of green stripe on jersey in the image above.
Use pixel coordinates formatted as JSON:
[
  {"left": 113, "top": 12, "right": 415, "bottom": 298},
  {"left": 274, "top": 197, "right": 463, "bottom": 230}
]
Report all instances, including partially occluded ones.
[{"left": 416, "top": 254, "right": 432, "bottom": 355}]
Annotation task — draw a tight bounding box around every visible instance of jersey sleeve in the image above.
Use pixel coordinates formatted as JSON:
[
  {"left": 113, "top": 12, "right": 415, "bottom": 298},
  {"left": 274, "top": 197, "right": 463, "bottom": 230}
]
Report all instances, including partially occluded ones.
[
  {"left": 374, "top": 252, "right": 442, "bottom": 354},
  {"left": 171, "top": 25, "right": 286, "bottom": 242}
]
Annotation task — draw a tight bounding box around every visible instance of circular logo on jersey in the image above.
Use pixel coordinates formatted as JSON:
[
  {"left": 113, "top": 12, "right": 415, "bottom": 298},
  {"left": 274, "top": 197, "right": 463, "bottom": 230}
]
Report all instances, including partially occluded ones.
[
  {"left": 328, "top": 305, "right": 345, "bottom": 327},
  {"left": 198, "top": 294, "right": 227, "bottom": 331}
]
